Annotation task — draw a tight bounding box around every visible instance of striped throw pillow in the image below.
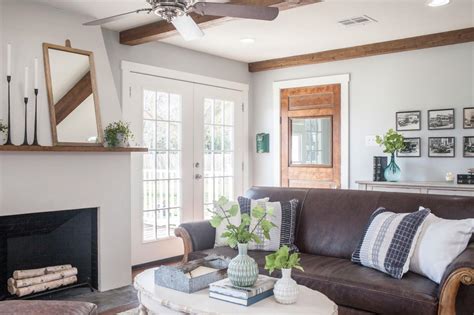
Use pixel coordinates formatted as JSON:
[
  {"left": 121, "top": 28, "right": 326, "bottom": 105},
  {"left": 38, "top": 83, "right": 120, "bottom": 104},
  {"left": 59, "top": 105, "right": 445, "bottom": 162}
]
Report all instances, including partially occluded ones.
[
  {"left": 351, "top": 207, "right": 430, "bottom": 279},
  {"left": 238, "top": 196, "right": 299, "bottom": 252}
]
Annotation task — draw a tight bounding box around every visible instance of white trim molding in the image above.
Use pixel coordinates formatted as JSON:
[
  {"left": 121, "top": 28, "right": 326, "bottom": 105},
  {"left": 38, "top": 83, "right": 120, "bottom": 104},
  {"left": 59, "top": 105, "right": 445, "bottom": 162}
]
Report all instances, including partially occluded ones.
[{"left": 272, "top": 74, "right": 350, "bottom": 189}]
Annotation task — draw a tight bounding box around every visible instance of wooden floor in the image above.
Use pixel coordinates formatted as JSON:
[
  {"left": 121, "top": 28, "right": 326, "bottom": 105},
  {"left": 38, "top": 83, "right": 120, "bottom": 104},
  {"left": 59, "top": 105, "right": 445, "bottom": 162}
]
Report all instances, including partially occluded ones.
[{"left": 100, "top": 259, "right": 181, "bottom": 315}]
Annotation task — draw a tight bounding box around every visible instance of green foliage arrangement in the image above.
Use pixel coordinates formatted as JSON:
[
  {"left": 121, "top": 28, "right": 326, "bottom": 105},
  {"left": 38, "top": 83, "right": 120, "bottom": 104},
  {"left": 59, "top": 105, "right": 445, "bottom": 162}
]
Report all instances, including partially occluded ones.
[
  {"left": 104, "top": 121, "right": 134, "bottom": 147},
  {"left": 209, "top": 196, "right": 277, "bottom": 248},
  {"left": 0, "top": 120, "right": 7, "bottom": 133},
  {"left": 376, "top": 129, "right": 405, "bottom": 154},
  {"left": 264, "top": 245, "right": 304, "bottom": 275}
]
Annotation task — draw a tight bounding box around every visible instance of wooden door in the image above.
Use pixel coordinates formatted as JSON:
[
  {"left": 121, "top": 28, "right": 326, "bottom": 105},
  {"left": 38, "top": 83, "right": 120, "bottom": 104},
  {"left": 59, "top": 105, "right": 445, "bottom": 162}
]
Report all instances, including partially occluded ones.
[{"left": 281, "top": 84, "right": 341, "bottom": 188}]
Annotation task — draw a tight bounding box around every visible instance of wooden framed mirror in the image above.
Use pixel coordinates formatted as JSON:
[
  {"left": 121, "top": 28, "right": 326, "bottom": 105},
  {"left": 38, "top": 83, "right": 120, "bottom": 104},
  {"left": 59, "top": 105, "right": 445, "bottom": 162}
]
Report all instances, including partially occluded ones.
[{"left": 43, "top": 40, "right": 103, "bottom": 146}]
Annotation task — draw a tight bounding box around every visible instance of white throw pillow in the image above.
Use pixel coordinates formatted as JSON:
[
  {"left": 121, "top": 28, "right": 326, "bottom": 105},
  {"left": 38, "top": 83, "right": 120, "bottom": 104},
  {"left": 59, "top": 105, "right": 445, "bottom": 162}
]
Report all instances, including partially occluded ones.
[
  {"left": 409, "top": 207, "right": 474, "bottom": 284},
  {"left": 213, "top": 198, "right": 269, "bottom": 247}
]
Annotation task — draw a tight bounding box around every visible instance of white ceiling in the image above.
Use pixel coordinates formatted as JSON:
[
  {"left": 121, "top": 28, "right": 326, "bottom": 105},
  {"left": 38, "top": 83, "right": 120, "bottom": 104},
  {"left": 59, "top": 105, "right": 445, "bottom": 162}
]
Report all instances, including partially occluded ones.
[{"left": 29, "top": 0, "right": 474, "bottom": 62}]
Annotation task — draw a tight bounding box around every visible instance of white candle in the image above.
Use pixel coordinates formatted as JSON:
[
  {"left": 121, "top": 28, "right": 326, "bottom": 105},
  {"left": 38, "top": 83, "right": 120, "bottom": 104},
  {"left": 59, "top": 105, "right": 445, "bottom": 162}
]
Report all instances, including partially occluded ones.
[
  {"left": 24, "top": 66, "right": 28, "bottom": 98},
  {"left": 34, "top": 58, "right": 38, "bottom": 89},
  {"left": 6, "top": 44, "right": 11, "bottom": 76}
]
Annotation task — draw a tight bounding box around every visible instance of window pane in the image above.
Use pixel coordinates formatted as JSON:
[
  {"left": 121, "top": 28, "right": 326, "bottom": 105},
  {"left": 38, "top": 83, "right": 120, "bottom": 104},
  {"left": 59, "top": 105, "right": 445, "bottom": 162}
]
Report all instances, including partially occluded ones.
[
  {"left": 204, "top": 99, "right": 214, "bottom": 124},
  {"left": 204, "top": 125, "right": 213, "bottom": 151},
  {"left": 224, "top": 127, "right": 233, "bottom": 151},
  {"left": 224, "top": 153, "right": 233, "bottom": 176},
  {"left": 224, "top": 177, "right": 233, "bottom": 200},
  {"left": 156, "top": 151, "right": 168, "bottom": 179},
  {"left": 214, "top": 152, "right": 223, "bottom": 177},
  {"left": 214, "top": 177, "right": 223, "bottom": 201},
  {"left": 224, "top": 101, "right": 234, "bottom": 125},
  {"left": 143, "top": 152, "right": 156, "bottom": 180},
  {"left": 169, "top": 208, "right": 181, "bottom": 235},
  {"left": 203, "top": 204, "right": 213, "bottom": 220},
  {"left": 157, "top": 92, "right": 169, "bottom": 120},
  {"left": 214, "top": 100, "right": 223, "bottom": 124},
  {"left": 169, "top": 180, "right": 180, "bottom": 208},
  {"left": 143, "top": 181, "right": 155, "bottom": 211},
  {"left": 169, "top": 122, "right": 181, "bottom": 150},
  {"left": 143, "top": 211, "right": 156, "bottom": 241},
  {"left": 156, "top": 180, "right": 168, "bottom": 209},
  {"left": 214, "top": 126, "right": 222, "bottom": 151},
  {"left": 169, "top": 151, "right": 181, "bottom": 179},
  {"left": 156, "top": 122, "right": 168, "bottom": 150},
  {"left": 204, "top": 152, "right": 213, "bottom": 177},
  {"left": 156, "top": 210, "right": 168, "bottom": 238},
  {"left": 290, "top": 117, "right": 332, "bottom": 166},
  {"left": 143, "top": 90, "right": 156, "bottom": 120},
  {"left": 204, "top": 178, "right": 213, "bottom": 204},
  {"left": 170, "top": 94, "right": 181, "bottom": 122},
  {"left": 143, "top": 121, "right": 155, "bottom": 149}
]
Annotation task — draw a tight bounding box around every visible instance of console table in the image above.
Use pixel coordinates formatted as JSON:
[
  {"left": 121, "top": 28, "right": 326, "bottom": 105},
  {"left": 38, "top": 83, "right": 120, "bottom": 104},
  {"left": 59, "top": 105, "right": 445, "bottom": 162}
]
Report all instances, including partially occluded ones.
[{"left": 356, "top": 181, "right": 474, "bottom": 197}]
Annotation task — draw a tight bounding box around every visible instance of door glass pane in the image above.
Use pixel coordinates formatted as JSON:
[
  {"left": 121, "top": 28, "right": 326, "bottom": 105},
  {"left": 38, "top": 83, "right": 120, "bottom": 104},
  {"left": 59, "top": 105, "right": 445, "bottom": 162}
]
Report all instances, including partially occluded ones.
[
  {"left": 203, "top": 97, "right": 235, "bottom": 219},
  {"left": 290, "top": 117, "right": 332, "bottom": 166},
  {"left": 142, "top": 88, "right": 182, "bottom": 241}
]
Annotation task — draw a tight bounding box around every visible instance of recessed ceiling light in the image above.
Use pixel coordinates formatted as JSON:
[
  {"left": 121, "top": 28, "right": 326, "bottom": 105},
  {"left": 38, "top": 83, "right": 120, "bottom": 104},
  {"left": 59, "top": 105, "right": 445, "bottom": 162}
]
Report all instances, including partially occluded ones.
[
  {"left": 427, "top": 0, "right": 450, "bottom": 7},
  {"left": 240, "top": 37, "right": 256, "bottom": 44}
]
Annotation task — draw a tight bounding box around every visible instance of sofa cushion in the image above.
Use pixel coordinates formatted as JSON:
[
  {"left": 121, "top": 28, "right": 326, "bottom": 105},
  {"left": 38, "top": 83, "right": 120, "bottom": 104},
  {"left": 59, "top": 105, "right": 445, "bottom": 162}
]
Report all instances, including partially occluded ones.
[
  {"left": 189, "top": 247, "right": 438, "bottom": 315},
  {"left": 0, "top": 300, "right": 98, "bottom": 315}
]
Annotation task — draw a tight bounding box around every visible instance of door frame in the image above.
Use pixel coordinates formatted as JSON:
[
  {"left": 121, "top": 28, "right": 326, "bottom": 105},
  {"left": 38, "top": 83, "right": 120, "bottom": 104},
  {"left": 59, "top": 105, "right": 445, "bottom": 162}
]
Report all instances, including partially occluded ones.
[
  {"left": 122, "top": 61, "right": 250, "bottom": 193},
  {"left": 272, "top": 74, "right": 350, "bottom": 188}
]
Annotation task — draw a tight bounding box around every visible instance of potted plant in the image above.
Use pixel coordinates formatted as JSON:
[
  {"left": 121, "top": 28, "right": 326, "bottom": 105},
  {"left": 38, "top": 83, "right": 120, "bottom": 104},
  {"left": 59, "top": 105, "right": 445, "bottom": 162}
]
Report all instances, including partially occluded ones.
[
  {"left": 104, "top": 121, "right": 134, "bottom": 147},
  {"left": 376, "top": 128, "right": 405, "bottom": 182},
  {"left": 0, "top": 120, "right": 7, "bottom": 145},
  {"left": 264, "top": 245, "right": 304, "bottom": 304},
  {"left": 210, "top": 196, "right": 277, "bottom": 287}
]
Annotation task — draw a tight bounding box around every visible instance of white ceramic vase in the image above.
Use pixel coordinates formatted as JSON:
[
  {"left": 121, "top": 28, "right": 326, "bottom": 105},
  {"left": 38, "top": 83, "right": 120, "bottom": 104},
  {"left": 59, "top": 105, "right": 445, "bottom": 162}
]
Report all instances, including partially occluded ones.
[{"left": 273, "top": 268, "right": 298, "bottom": 304}]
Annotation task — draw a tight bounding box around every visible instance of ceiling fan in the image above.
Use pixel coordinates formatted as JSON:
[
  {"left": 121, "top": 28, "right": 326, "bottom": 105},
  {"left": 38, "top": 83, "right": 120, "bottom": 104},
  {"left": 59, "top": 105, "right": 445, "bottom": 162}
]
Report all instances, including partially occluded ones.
[{"left": 83, "top": 0, "right": 279, "bottom": 41}]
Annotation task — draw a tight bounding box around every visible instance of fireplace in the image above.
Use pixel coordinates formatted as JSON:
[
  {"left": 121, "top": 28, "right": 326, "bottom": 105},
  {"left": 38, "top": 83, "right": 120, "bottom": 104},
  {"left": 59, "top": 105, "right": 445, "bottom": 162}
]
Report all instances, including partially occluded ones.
[{"left": 0, "top": 208, "right": 98, "bottom": 300}]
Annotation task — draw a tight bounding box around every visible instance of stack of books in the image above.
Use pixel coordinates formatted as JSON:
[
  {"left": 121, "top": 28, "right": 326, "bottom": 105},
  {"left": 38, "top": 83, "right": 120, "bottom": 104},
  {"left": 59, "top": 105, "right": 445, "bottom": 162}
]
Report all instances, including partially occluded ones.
[
  {"left": 209, "top": 276, "right": 276, "bottom": 306},
  {"left": 457, "top": 174, "right": 474, "bottom": 184},
  {"left": 373, "top": 156, "right": 387, "bottom": 181}
]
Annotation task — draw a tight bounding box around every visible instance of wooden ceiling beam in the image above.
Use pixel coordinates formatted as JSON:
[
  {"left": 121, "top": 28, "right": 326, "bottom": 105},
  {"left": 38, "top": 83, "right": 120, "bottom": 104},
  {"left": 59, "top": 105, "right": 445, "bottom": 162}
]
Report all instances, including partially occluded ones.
[
  {"left": 248, "top": 27, "right": 474, "bottom": 72},
  {"left": 120, "top": 0, "right": 321, "bottom": 46},
  {"left": 55, "top": 71, "right": 92, "bottom": 124}
]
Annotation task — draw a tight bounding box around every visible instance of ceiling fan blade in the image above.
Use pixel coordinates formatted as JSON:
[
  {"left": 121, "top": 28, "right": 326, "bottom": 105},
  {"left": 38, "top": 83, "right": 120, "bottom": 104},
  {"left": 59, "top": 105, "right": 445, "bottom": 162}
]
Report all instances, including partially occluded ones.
[
  {"left": 193, "top": 2, "right": 279, "bottom": 21},
  {"left": 171, "top": 15, "right": 205, "bottom": 41},
  {"left": 83, "top": 8, "right": 151, "bottom": 26}
]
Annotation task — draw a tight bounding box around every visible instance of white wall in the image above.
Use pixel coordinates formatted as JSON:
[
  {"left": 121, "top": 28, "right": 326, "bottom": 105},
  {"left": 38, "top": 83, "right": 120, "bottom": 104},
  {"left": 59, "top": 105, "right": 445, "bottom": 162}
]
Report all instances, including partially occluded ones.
[{"left": 251, "top": 43, "right": 474, "bottom": 188}]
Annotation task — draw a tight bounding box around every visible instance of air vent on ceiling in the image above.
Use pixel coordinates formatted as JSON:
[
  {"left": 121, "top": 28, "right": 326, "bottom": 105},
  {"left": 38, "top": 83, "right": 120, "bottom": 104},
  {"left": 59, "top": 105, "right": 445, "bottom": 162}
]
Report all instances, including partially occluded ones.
[{"left": 338, "top": 15, "right": 377, "bottom": 27}]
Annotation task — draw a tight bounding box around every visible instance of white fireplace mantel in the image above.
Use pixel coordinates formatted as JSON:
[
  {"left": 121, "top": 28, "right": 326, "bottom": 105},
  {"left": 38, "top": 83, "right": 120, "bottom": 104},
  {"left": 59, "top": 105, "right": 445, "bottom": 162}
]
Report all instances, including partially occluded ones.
[{"left": 0, "top": 151, "right": 137, "bottom": 292}]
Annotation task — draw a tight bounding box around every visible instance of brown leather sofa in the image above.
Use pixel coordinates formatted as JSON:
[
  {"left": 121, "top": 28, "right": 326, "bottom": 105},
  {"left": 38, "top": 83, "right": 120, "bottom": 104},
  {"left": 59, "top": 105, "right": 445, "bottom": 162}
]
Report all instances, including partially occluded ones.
[{"left": 175, "top": 187, "right": 474, "bottom": 315}]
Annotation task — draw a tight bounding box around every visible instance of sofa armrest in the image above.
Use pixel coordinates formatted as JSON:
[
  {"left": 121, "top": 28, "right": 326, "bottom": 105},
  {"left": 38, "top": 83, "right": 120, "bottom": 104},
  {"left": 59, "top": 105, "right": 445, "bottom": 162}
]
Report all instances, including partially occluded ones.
[
  {"left": 174, "top": 220, "right": 215, "bottom": 263},
  {"left": 438, "top": 243, "right": 474, "bottom": 315}
]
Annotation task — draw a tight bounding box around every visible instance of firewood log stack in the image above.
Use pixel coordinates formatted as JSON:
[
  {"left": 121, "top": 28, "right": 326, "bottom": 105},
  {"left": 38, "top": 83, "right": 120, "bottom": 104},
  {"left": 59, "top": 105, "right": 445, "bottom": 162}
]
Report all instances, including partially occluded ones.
[{"left": 7, "top": 264, "right": 78, "bottom": 297}]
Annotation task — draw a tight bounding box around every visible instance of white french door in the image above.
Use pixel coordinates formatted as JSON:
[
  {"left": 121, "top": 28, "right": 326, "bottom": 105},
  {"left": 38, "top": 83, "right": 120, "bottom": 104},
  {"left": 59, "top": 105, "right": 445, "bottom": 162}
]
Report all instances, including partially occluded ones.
[{"left": 128, "top": 73, "right": 244, "bottom": 263}]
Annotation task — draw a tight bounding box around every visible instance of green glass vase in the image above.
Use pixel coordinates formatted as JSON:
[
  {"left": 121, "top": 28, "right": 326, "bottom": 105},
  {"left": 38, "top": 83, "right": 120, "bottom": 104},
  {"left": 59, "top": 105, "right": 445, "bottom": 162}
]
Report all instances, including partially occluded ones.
[
  {"left": 227, "top": 243, "right": 258, "bottom": 287},
  {"left": 384, "top": 153, "right": 401, "bottom": 182}
]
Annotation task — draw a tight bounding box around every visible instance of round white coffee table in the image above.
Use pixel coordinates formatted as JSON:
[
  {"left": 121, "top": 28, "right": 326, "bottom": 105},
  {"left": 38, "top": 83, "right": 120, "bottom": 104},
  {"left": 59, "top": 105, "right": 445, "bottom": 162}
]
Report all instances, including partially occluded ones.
[{"left": 134, "top": 268, "right": 338, "bottom": 314}]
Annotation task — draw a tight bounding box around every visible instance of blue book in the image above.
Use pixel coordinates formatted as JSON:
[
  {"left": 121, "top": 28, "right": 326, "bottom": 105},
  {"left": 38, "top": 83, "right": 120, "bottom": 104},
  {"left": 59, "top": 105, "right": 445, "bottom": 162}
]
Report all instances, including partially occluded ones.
[{"left": 209, "top": 289, "right": 274, "bottom": 306}]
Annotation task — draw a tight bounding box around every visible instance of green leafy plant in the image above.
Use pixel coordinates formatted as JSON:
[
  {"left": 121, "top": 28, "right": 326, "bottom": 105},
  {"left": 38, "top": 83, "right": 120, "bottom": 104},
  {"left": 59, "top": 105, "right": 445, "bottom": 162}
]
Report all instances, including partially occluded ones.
[
  {"left": 0, "top": 120, "right": 7, "bottom": 133},
  {"left": 375, "top": 129, "right": 405, "bottom": 154},
  {"left": 264, "top": 245, "right": 304, "bottom": 275},
  {"left": 104, "top": 121, "right": 134, "bottom": 147},
  {"left": 209, "top": 196, "right": 277, "bottom": 248}
]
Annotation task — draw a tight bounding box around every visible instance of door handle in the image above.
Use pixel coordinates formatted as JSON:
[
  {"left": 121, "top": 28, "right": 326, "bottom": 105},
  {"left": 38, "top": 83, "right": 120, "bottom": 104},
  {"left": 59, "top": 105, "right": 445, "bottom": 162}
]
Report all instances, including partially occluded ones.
[{"left": 195, "top": 174, "right": 203, "bottom": 180}]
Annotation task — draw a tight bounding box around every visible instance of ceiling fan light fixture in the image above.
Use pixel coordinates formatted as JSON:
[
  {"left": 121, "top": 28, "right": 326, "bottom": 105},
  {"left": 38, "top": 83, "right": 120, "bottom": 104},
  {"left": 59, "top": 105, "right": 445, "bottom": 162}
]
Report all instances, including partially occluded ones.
[
  {"left": 240, "top": 37, "right": 256, "bottom": 44},
  {"left": 427, "top": 0, "right": 450, "bottom": 7}
]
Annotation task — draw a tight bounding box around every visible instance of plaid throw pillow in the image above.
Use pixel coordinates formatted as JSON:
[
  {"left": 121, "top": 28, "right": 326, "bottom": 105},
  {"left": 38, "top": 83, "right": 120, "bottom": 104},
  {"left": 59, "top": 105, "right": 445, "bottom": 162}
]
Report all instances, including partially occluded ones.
[
  {"left": 238, "top": 196, "right": 299, "bottom": 252},
  {"left": 351, "top": 207, "right": 430, "bottom": 279}
]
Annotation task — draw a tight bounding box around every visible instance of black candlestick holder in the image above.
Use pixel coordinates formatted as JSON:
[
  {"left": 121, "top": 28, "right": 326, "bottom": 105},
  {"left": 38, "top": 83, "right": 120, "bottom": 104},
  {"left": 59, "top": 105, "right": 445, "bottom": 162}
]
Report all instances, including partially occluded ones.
[
  {"left": 22, "top": 97, "right": 28, "bottom": 146},
  {"left": 5, "top": 75, "right": 12, "bottom": 145},
  {"left": 32, "top": 89, "right": 39, "bottom": 145}
]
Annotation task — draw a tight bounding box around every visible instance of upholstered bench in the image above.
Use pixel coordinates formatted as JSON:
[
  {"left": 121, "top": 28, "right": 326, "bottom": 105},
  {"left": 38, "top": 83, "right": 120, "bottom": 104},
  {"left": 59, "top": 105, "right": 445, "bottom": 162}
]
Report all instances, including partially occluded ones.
[{"left": 0, "top": 300, "right": 98, "bottom": 315}]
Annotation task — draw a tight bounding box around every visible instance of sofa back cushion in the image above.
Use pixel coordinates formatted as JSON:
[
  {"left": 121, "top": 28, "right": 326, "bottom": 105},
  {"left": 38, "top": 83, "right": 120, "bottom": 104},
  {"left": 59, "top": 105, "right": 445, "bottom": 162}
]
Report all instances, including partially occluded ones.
[{"left": 245, "top": 187, "right": 474, "bottom": 259}]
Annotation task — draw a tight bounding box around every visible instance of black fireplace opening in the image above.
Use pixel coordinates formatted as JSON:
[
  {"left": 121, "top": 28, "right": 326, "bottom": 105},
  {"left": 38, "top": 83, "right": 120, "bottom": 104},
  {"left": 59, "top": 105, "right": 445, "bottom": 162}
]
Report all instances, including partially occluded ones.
[{"left": 0, "top": 208, "right": 98, "bottom": 300}]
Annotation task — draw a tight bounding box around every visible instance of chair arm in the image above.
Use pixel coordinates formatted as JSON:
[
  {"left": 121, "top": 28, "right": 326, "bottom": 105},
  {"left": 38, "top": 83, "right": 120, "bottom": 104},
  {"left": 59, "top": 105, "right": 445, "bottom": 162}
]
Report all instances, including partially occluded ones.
[
  {"left": 438, "top": 243, "right": 474, "bottom": 315},
  {"left": 174, "top": 220, "right": 215, "bottom": 263}
]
